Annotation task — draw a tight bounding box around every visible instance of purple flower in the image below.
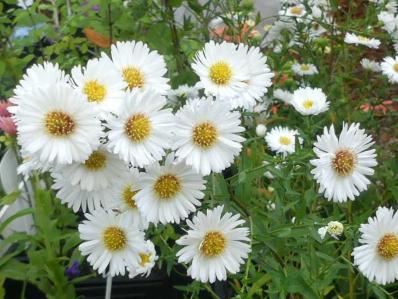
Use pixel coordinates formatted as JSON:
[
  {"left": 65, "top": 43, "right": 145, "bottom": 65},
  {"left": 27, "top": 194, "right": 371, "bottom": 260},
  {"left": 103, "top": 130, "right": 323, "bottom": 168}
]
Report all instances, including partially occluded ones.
[
  {"left": 92, "top": 4, "right": 100, "bottom": 12},
  {"left": 65, "top": 261, "right": 80, "bottom": 278}
]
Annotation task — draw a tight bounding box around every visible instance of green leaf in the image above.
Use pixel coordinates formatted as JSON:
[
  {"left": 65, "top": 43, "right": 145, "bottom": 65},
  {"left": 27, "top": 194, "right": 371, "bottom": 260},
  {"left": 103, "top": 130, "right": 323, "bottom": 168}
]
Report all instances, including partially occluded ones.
[
  {"left": 0, "top": 191, "right": 21, "bottom": 205},
  {"left": 247, "top": 274, "right": 271, "bottom": 297}
]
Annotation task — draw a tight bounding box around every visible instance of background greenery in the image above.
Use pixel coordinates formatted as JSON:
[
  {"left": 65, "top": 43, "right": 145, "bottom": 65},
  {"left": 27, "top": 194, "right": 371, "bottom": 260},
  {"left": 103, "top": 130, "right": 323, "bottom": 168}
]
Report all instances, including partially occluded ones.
[{"left": 0, "top": 0, "right": 398, "bottom": 298}]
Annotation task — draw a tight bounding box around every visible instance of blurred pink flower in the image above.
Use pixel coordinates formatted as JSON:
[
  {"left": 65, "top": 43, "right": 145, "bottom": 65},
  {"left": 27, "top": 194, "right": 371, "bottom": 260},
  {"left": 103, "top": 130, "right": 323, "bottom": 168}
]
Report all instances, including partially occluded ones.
[
  {"left": 0, "top": 101, "right": 12, "bottom": 117},
  {"left": 0, "top": 117, "right": 17, "bottom": 135}
]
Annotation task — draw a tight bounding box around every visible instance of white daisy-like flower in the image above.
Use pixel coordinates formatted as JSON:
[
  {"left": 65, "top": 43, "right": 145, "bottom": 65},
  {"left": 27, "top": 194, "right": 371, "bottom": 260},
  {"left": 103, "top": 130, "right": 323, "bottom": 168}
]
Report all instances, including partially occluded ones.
[
  {"left": 11, "top": 62, "right": 69, "bottom": 113},
  {"left": 310, "top": 123, "right": 377, "bottom": 203},
  {"left": 107, "top": 89, "right": 174, "bottom": 168},
  {"left": 265, "top": 126, "right": 301, "bottom": 156},
  {"left": 229, "top": 44, "right": 274, "bottom": 110},
  {"left": 128, "top": 240, "right": 158, "bottom": 278},
  {"left": 191, "top": 41, "right": 250, "bottom": 101},
  {"left": 344, "top": 33, "right": 381, "bottom": 49},
  {"left": 281, "top": 5, "right": 306, "bottom": 18},
  {"left": 111, "top": 167, "right": 148, "bottom": 230},
  {"left": 176, "top": 205, "right": 251, "bottom": 283},
  {"left": 71, "top": 55, "right": 126, "bottom": 117},
  {"left": 352, "top": 207, "right": 398, "bottom": 285},
  {"left": 290, "top": 87, "right": 329, "bottom": 115},
  {"left": 110, "top": 41, "right": 170, "bottom": 94},
  {"left": 378, "top": 11, "right": 398, "bottom": 34},
  {"left": 135, "top": 154, "right": 206, "bottom": 225},
  {"left": 273, "top": 88, "right": 293, "bottom": 104},
  {"left": 173, "top": 98, "right": 245, "bottom": 175},
  {"left": 167, "top": 84, "right": 199, "bottom": 105},
  {"left": 54, "top": 146, "right": 127, "bottom": 192},
  {"left": 292, "top": 62, "right": 318, "bottom": 76},
  {"left": 78, "top": 209, "right": 146, "bottom": 276},
  {"left": 360, "top": 58, "right": 381, "bottom": 72},
  {"left": 14, "top": 83, "right": 102, "bottom": 164},
  {"left": 318, "top": 221, "right": 344, "bottom": 240},
  {"left": 51, "top": 172, "right": 117, "bottom": 213},
  {"left": 381, "top": 56, "right": 398, "bottom": 83},
  {"left": 17, "top": 0, "right": 33, "bottom": 9}
]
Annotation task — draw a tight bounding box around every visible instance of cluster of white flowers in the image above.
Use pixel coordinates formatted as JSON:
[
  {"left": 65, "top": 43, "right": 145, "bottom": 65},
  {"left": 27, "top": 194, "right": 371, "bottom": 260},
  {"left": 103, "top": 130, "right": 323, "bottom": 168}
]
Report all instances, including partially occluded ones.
[{"left": 10, "top": 40, "right": 266, "bottom": 283}]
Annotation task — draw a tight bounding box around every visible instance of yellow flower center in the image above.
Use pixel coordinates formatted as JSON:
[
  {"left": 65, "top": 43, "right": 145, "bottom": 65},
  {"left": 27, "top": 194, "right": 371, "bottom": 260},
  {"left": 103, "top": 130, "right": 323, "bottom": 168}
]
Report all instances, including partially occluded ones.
[
  {"left": 200, "top": 231, "right": 226, "bottom": 257},
  {"left": 209, "top": 61, "right": 232, "bottom": 85},
  {"left": 377, "top": 233, "right": 398, "bottom": 260},
  {"left": 44, "top": 111, "right": 75, "bottom": 137},
  {"left": 290, "top": 6, "right": 303, "bottom": 15},
  {"left": 279, "top": 136, "right": 292, "bottom": 145},
  {"left": 124, "top": 113, "right": 151, "bottom": 142},
  {"left": 303, "top": 99, "right": 314, "bottom": 110},
  {"left": 83, "top": 151, "right": 107, "bottom": 171},
  {"left": 103, "top": 226, "right": 127, "bottom": 252},
  {"left": 153, "top": 174, "right": 181, "bottom": 199},
  {"left": 358, "top": 36, "right": 369, "bottom": 42},
  {"left": 122, "top": 184, "right": 138, "bottom": 210},
  {"left": 192, "top": 122, "right": 218, "bottom": 148},
  {"left": 83, "top": 80, "right": 107, "bottom": 102},
  {"left": 332, "top": 149, "right": 356, "bottom": 176},
  {"left": 122, "top": 67, "right": 145, "bottom": 89},
  {"left": 300, "top": 64, "right": 310, "bottom": 71},
  {"left": 139, "top": 253, "right": 151, "bottom": 267},
  {"left": 393, "top": 63, "right": 398, "bottom": 73}
]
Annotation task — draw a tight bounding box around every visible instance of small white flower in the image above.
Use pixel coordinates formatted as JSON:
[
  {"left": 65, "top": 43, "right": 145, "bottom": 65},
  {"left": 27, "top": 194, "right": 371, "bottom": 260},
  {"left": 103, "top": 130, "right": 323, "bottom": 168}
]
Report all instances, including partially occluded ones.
[
  {"left": 255, "top": 124, "right": 267, "bottom": 137},
  {"left": 311, "top": 123, "right": 377, "bottom": 202},
  {"left": 265, "top": 126, "right": 301, "bottom": 156},
  {"left": 128, "top": 240, "right": 158, "bottom": 278},
  {"left": 318, "top": 226, "right": 327, "bottom": 239},
  {"left": 292, "top": 63, "right": 318, "bottom": 76},
  {"left": 378, "top": 12, "right": 398, "bottom": 34},
  {"left": 107, "top": 89, "right": 174, "bottom": 168},
  {"left": 360, "top": 58, "right": 381, "bottom": 72},
  {"left": 176, "top": 205, "right": 251, "bottom": 283},
  {"left": 78, "top": 209, "right": 146, "bottom": 276},
  {"left": 344, "top": 33, "right": 381, "bottom": 49},
  {"left": 381, "top": 56, "right": 398, "bottom": 83},
  {"left": 173, "top": 98, "right": 245, "bottom": 175},
  {"left": 352, "top": 207, "right": 398, "bottom": 285},
  {"left": 110, "top": 41, "right": 170, "bottom": 94},
  {"left": 290, "top": 87, "right": 329, "bottom": 115},
  {"left": 273, "top": 89, "right": 293, "bottom": 104},
  {"left": 135, "top": 154, "right": 206, "bottom": 225},
  {"left": 281, "top": 5, "right": 306, "bottom": 18}
]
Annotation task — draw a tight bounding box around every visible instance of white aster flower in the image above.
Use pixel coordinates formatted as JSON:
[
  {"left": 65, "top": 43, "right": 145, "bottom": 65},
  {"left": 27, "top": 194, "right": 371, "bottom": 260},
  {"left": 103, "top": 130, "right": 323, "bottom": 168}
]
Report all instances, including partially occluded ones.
[
  {"left": 71, "top": 56, "right": 126, "bottom": 117},
  {"left": 352, "top": 207, "right": 398, "bottom": 285},
  {"left": 17, "top": 0, "right": 33, "bottom": 9},
  {"left": 310, "top": 123, "right": 377, "bottom": 203},
  {"left": 292, "top": 62, "right": 318, "bottom": 76},
  {"left": 191, "top": 41, "right": 250, "bottom": 102},
  {"left": 135, "top": 154, "right": 206, "bottom": 225},
  {"left": 360, "top": 58, "right": 381, "bottom": 72},
  {"left": 54, "top": 146, "right": 127, "bottom": 192},
  {"left": 274, "top": 88, "right": 293, "bottom": 104},
  {"left": 378, "top": 12, "right": 398, "bottom": 33},
  {"left": 11, "top": 62, "right": 69, "bottom": 113},
  {"left": 318, "top": 221, "right": 344, "bottom": 240},
  {"left": 14, "top": 83, "right": 102, "bottom": 164},
  {"left": 344, "top": 33, "right": 381, "bottom": 49},
  {"left": 265, "top": 126, "right": 301, "bottom": 156},
  {"left": 128, "top": 240, "right": 158, "bottom": 278},
  {"left": 281, "top": 5, "right": 306, "bottom": 18},
  {"left": 107, "top": 89, "right": 174, "bottom": 168},
  {"left": 381, "top": 56, "right": 398, "bottom": 83},
  {"left": 110, "top": 41, "right": 170, "bottom": 94},
  {"left": 176, "top": 205, "right": 251, "bottom": 283},
  {"left": 51, "top": 172, "right": 117, "bottom": 213},
  {"left": 111, "top": 168, "right": 148, "bottom": 230},
  {"left": 173, "top": 98, "right": 245, "bottom": 175},
  {"left": 78, "top": 209, "right": 146, "bottom": 276},
  {"left": 290, "top": 87, "right": 329, "bottom": 115},
  {"left": 230, "top": 44, "right": 274, "bottom": 109},
  {"left": 167, "top": 84, "right": 199, "bottom": 105}
]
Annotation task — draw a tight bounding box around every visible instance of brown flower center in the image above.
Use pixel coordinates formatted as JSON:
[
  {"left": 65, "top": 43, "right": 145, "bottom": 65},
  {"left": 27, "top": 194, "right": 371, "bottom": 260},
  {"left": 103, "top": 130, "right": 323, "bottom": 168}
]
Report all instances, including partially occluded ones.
[
  {"left": 377, "top": 233, "right": 398, "bottom": 260},
  {"left": 44, "top": 111, "right": 75, "bottom": 136},
  {"left": 332, "top": 149, "right": 356, "bottom": 176},
  {"left": 200, "top": 231, "right": 226, "bottom": 257}
]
